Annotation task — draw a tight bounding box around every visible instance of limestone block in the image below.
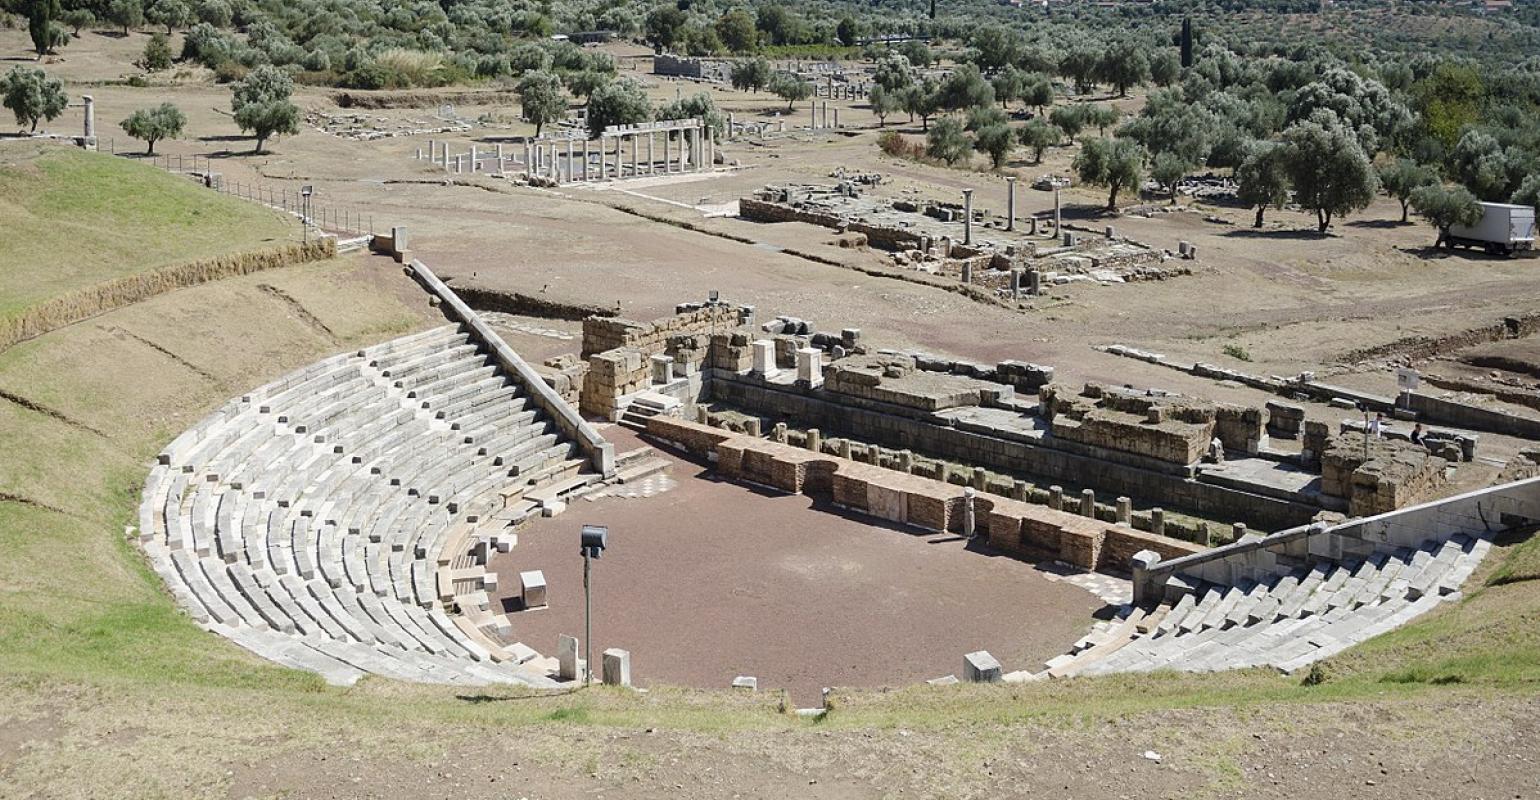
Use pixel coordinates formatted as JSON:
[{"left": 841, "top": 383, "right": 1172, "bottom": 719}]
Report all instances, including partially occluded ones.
[
  {"left": 963, "top": 651, "right": 1002, "bottom": 683},
  {"left": 602, "top": 648, "right": 632, "bottom": 687},
  {"left": 796, "top": 347, "right": 824, "bottom": 388},
  {"left": 752, "top": 339, "right": 778, "bottom": 377},
  {"left": 732, "top": 675, "right": 757, "bottom": 690},
  {"left": 557, "top": 634, "right": 579, "bottom": 681},
  {"left": 520, "top": 570, "right": 548, "bottom": 609}
]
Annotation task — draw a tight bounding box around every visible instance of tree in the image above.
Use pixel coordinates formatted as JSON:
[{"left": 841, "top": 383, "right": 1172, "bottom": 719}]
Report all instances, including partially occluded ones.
[
  {"left": 119, "top": 102, "right": 184, "bottom": 154},
  {"left": 62, "top": 8, "right": 93, "bottom": 35},
  {"left": 659, "top": 91, "right": 724, "bottom": 140},
  {"left": 1058, "top": 46, "right": 1099, "bottom": 95},
  {"left": 873, "top": 53, "right": 913, "bottom": 93},
  {"left": 992, "top": 65, "right": 1027, "bottom": 109},
  {"left": 835, "top": 15, "right": 858, "bottom": 47},
  {"left": 1234, "top": 141, "right": 1290, "bottom": 227},
  {"left": 1412, "top": 62, "right": 1484, "bottom": 151},
  {"left": 970, "top": 25, "right": 1020, "bottom": 72},
  {"left": 1048, "top": 104, "right": 1087, "bottom": 143},
  {"left": 145, "top": 0, "right": 188, "bottom": 33},
  {"left": 1150, "top": 152, "right": 1190, "bottom": 204},
  {"left": 1377, "top": 159, "right": 1437, "bottom": 223},
  {"left": 1018, "top": 118, "right": 1058, "bottom": 164},
  {"left": 1150, "top": 50, "right": 1180, "bottom": 87},
  {"left": 108, "top": 0, "right": 144, "bottom": 33},
  {"left": 139, "top": 31, "right": 172, "bottom": 71},
  {"left": 1084, "top": 103, "right": 1120, "bottom": 136},
  {"left": 1409, "top": 184, "right": 1481, "bottom": 247},
  {"left": 518, "top": 70, "right": 566, "bottom": 136},
  {"left": 195, "top": 0, "right": 230, "bottom": 27},
  {"left": 563, "top": 70, "right": 610, "bottom": 106},
  {"left": 900, "top": 40, "right": 931, "bottom": 69},
  {"left": 936, "top": 65, "right": 993, "bottom": 114},
  {"left": 1451, "top": 129, "right": 1526, "bottom": 202},
  {"left": 1021, "top": 73, "right": 1053, "bottom": 115},
  {"left": 644, "top": 5, "right": 687, "bottom": 51},
  {"left": 586, "top": 78, "right": 651, "bottom": 138},
  {"left": 729, "top": 57, "right": 771, "bottom": 93},
  {"left": 231, "top": 64, "right": 299, "bottom": 153},
  {"left": 1179, "top": 17, "right": 1193, "bottom": 69},
  {"left": 26, "top": 0, "right": 62, "bottom": 57},
  {"left": 925, "top": 116, "right": 969, "bottom": 166},
  {"left": 904, "top": 79, "right": 939, "bottom": 131},
  {"left": 1074, "top": 136, "right": 1145, "bottom": 210},
  {"left": 1513, "top": 175, "right": 1540, "bottom": 213},
  {"left": 768, "top": 73, "right": 811, "bottom": 111},
  {"left": 1098, "top": 43, "right": 1150, "bottom": 98},
  {"left": 1285, "top": 67, "right": 1410, "bottom": 156},
  {"left": 2, "top": 66, "right": 67, "bottom": 131},
  {"left": 716, "top": 8, "right": 757, "bottom": 53},
  {"left": 1281, "top": 116, "right": 1378, "bottom": 233},
  {"left": 869, "top": 84, "right": 901, "bottom": 127},
  {"left": 974, "top": 124, "right": 1013, "bottom": 169}
]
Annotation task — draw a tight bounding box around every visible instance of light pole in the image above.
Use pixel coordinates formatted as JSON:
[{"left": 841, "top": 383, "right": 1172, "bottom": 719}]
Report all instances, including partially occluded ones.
[
  {"left": 300, "top": 184, "right": 313, "bottom": 243},
  {"left": 579, "top": 524, "right": 608, "bottom": 685}
]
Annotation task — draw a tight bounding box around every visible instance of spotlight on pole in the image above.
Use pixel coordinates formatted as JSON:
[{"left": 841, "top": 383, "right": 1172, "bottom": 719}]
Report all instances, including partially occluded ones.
[{"left": 579, "top": 525, "right": 608, "bottom": 685}]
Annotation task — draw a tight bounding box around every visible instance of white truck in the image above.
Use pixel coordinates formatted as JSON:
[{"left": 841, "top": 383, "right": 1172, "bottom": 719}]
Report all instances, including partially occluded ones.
[{"left": 1444, "top": 202, "right": 1536, "bottom": 256}]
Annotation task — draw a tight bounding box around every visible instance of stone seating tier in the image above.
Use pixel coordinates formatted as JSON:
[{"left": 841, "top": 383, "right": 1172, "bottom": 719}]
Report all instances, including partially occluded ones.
[{"left": 139, "top": 325, "right": 599, "bottom": 686}]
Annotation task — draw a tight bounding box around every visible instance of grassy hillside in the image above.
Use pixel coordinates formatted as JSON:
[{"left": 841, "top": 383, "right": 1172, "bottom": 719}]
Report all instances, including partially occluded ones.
[{"left": 0, "top": 142, "right": 295, "bottom": 319}]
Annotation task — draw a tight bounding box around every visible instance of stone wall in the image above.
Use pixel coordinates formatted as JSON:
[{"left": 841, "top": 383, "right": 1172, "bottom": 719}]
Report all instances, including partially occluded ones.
[
  {"left": 580, "top": 348, "right": 648, "bottom": 419},
  {"left": 1320, "top": 434, "right": 1451, "bottom": 517},
  {"left": 1041, "top": 383, "right": 1215, "bottom": 466},
  {"left": 581, "top": 304, "right": 749, "bottom": 357},
  {"left": 648, "top": 417, "right": 1203, "bottom": 572},
  {"left": 738, "top": 198, "right": 925, "bottom": 251},
  {"left": 709, "top": 373, "right": 1316, "bottom": 530}
]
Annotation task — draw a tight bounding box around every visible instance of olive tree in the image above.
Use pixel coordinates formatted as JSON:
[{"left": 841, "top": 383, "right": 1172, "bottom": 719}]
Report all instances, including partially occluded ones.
[
  {"left": 120, "top": 102, "right": 185, "bottom": 154},
  {"left": 231, "top": 64, "right": 299, "bottom": 153},
  {"left": 517, "top": 70, "right": 566, "bottom": 136},
  {"left": 586, "top": 78, "right": 652, "bottom": 138},
  {"left": 1377, "top": 158, "right": 1437, "bottom": 223},
  {"left": 2, "top": 66, "right": 67, "bottom": 131},
  {"left": 1234, "top": 140, "right": 1291, "bottom": 227},
  {"left": 1074, "top": 137, "right": 1145, "bottom": 209},
  {"left": 1017, "top": 118, "right": 1058, "bottom": 164},
  {"left": 925, "top": 116, "right": 969, "bottom": 166},
  {"left": 1409, "top": 184, "right": 1482, "bottom": 247},
  {"left": 1281, "top": 114, "right": 1379, "bottom": 233}
]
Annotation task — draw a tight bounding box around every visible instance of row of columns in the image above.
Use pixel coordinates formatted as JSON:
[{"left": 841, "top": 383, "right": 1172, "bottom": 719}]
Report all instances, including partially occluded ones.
[
  {"left": 809, "top": 101, "right": 842, "bottom": 131},
  {"left": 418, "top": 127, "right": 714, "bottom": 184}
]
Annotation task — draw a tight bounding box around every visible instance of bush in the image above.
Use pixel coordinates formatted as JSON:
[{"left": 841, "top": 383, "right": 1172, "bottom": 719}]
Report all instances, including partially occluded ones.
[{"left": 140, "top": 32, "right": 174, "bottom": 72}]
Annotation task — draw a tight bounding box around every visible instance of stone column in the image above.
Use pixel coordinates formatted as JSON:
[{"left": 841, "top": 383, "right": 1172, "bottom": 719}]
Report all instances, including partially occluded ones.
[
  {"left": 630, "top": 134, "right": 639, "bottom": 178},
  {"left": 1005, "top": 176, "right": 1017, "bottom": 231},
  {"left": 1151, "top": 508, "right": 1165, "bottom": 537},
  {"left": 727, "top": 112, "right": 735, "bottom": 140},
  {"left": 1028, "top": 268, "right": 1041, "bottom": 295},
  {"left": 963, "top": 488, "right": 977, "bottom": 538},
  {"left": 614, "top": 136, "right": 623, "bottom": 178},
  {"left": 557, "top": 635, "right": 579, "bottom": 682},
  {"left": 601, "top": 648, "right": 631, "bottom": 687},
  {"left": 443, "top": 145, "right": 452, "bottom": 172},
  {"left": 523, "top": 142, "right": 532, "bottom": 179},
  {"left": 1080, "top": 489, "right": 1095, "bottom": 517},
  {"left": 650, "top": 354, "right": 673, "bottom": 385},
  {"left": 1009, "top": 269, "right": 1022, "bottom": 300},
  {"left": 961, "top": 261, "right": 973, "bottom": 284},
  {"left": 1116, "top": 496, "right": 1132, "bottom": 524},
  {"left": 663, "top": 133, "right": 671, "bottom": 174},
  {"left": 806, "top": 428, "right": 821, "bottom": 452},
  {"left": 833, "top": 107, "right": 840, "bottom": 128},
  {"left": 82, "top": 94, "right": 95, "bottom": 140},
  {"left": 1048, "top": 485, "right": 1063, "bottom": 510},
  {"left": 1053, "top": 187, "right": 1062, "bottom": 234},
  {"left": 962, "top": 189, "right": 974, "bottom": 246},
  {"left": 469, "top": 144, "right": 478, "bottom": 172},
  {"left": 648, "top": 133, "right": 655, "bottom": 174},
  {"left": 582, "top": 139, "right": 590, "bottom": 181},
  {"left": 496, "top": 143, "right": 504, "bottom": 161}
]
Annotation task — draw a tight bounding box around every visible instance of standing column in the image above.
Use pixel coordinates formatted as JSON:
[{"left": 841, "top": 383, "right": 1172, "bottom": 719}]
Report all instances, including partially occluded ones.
[
  {"left": 615, "top": 136, "right": 623, "bottom": 178},
  {"left": 566, "top": 139, "right": 574, "bottom": 183},
  {"left": 630, "top": 134, "right": 639, "bottom": 178},
  {"left": 469, "top": 144, "right": 478, "bottom": 173},
  {"left": 1006, "top": 176, "right": 1017, "bottom": 232},
  {"left": 962, "top": 189, "right": 974, "bottom": 246},
  {"left": 82, "top": 94, "right": 95, "bottom": 140},
  {"left": 648, "top": 133, "right": 656, "bottom": 174},
  {"left": 705, "top": 128, "right": 714, "bottom": 169},
  {"left": 443, "top": 145, "right": 451, "bottom": 172},
  {"left": 663, "top": 133, "right": 671, "bottom": 174},
  {"left": 582, "top": 139, "right": 590, "bottom": 180},
  {"left": 833, "top": 107, "right": 840, "bottom": 129},
  {"left": 727, "top": 112, "right": 735, "bottom": 141}
]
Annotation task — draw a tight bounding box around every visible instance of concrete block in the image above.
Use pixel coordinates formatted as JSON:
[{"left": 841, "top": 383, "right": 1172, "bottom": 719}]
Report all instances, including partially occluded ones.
[
  {"left": 602, "top": 648, "right": 631, "bottom": 687},
  {"left": 732, "top": 675, "right": 757, "bottom": 690},
  {"left": 963, "top": 650, "right": 1002, "bottom": 683}
]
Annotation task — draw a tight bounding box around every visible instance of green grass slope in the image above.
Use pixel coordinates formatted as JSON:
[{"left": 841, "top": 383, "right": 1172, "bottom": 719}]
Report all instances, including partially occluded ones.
[{"left": 0, "top": 142, "right": 296, "bottom": 319}]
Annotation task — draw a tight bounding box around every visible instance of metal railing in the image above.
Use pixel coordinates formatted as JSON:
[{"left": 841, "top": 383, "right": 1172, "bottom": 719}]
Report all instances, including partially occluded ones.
[{"left": 104, "top": 138, "right": 374, "bottom": 238}]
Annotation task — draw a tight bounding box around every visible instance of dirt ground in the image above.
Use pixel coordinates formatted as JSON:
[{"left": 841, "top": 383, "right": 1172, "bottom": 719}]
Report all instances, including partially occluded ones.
[{"left": 490, "top": 427, "right": 1100, "bottom": 706}]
